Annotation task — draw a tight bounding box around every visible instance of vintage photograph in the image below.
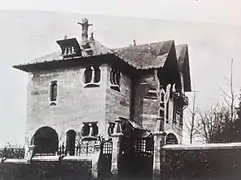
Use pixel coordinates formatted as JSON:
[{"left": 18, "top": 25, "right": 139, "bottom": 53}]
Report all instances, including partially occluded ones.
[{"left": 0, "top": 0, "right": 241, "bottom": 179}]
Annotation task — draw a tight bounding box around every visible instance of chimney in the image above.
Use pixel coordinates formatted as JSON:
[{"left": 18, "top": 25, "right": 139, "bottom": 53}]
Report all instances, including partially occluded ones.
[{"left": 77, "top": 18, "right": 93, "bottom": 45}]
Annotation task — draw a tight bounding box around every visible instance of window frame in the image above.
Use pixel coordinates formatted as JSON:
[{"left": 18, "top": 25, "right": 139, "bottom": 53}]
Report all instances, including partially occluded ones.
[
  {"left": 49, "top": 80, "right": 58, "bottom": 106},
  {"left": 110, "top": 67, "right": 121, "bottom": 91},
  {"left": 84, "top": 65, "right": 101, "bottom": 88}
]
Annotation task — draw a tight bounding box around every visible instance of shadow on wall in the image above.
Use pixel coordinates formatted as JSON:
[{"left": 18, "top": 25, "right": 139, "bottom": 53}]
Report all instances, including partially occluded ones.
[{"left": 0, "top": 161, "right": 92, "bottom": 180}]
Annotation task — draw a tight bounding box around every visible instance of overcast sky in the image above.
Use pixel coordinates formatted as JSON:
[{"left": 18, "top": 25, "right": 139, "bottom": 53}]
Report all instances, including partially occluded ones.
[
  {"left": 0, "top": 0, "right": 241, "bottom": 25},
  {"left": 0, "top": 0, "right": 241, "bottom": 146}
]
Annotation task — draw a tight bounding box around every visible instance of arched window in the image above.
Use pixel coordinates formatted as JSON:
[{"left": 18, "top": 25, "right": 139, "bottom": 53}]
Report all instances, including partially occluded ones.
[
  {"left": 81, "top": 124, "right": 90, "bottom": 136},
  {"left": 166, "top": 133, "right": 178, "bottom": 145},
  {"left": 33, "top": 126, "right": 59, "bottom": 155},
  {"left": 84, "top": 66, "right": 93, "bottom": 84},
  {"left": 81, "top": 122, "right": 99, "bottom": 137},
  {"left": 110, "top": 68, "right": 121, "bottom": 91},
  {"left": 94, "top": 66, "right": 101, "bottom": 83},
  {"left": 91, "top": 124, "right": 99, "bottom": 136},
  {"left": 50, "top": 81, "right": 57, "bottom": 102},
  {"left": 115, "top": 71, "right": 121, "bottom": 86},
  {"left": 84, "top": 65, "right": 101, "bottom": 87},
  {"left": 166, "top": 101, "right": 169, "bottom": 123},
  {"left": 66, "top": 130, "right": 76, "bottom": 156},
  {"left": 108, "top": 123, "right": 115, "bottom": 136},
  {"left": 110, "top": 69, "right": 115, "bottom": 85}
]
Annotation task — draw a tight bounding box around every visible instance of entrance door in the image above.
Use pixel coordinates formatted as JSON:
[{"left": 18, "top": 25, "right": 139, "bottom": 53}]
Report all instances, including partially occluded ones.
[
  {"left": 119, "top": 135, "right": 154, "bottom": 179},
  {"left": 33, "top": 126, "right": 59, "bottom": 155}
]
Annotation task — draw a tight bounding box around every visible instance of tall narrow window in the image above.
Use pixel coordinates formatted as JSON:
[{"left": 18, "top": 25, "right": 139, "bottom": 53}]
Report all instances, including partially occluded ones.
[
  {"left": 50, "top": 81, "right": 57, "bottom": 102},
  {"left": 166, "top": 101, "right": 169, "bottom": 123},
  {"left": 173, "top": 104, "right": 177, "bottom": 124},
  {"left": 110, "top": 68, "right": 121, "bottom": 91},
  {"left": 94, "top": 66, "right": 101, "bottom": 83},
  {"left": 66, "top": 130, "right": 76, "bottom": 156},
  {"left": 84, "top": 66, "right": 93, "bottom": 84}
]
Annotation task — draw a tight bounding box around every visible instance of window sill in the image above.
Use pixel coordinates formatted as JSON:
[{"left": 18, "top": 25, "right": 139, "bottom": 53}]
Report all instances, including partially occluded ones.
[
  {"left": 110, "top": 84, "right": 120, "bottom": 92},
  {"left": 84, "top": 82, "right": 100, "bottom": 88}
]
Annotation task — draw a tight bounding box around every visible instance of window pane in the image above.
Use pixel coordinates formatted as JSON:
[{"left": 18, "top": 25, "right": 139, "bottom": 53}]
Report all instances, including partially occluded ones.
[{"left": 94, "top": 66, "right": 101, "bottom": 83}]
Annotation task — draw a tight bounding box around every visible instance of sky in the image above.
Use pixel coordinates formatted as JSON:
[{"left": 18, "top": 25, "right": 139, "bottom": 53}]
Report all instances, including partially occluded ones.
[
  {"left": 0, "top": 0, "right": 241, "bottom": 147},
  {"left": 0, "top": 0, "right": 241, "bottom": 25}
]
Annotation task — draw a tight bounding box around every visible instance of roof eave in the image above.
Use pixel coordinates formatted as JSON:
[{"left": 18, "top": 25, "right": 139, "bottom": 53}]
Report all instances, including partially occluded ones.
[{"left": 183, "top": 46, "right": 192, "bottom": 92}]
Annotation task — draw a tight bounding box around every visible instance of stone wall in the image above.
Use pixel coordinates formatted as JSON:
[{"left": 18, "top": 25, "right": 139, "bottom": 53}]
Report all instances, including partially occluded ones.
[
  {"left": 133, "top": 72, "right": 159, "bottom": 131},
  {"left": 0, "top": 161, "right": 92, "bottom": 180},
  {"left": 26, "top": 64, "right": 108, "bottom": 146},
  {"left": 105, "top": 65, "right": 132, "bottom": 136}
]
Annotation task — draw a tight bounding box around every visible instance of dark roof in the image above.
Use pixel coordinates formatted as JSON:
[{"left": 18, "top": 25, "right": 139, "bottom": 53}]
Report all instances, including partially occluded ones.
[
  {"left": 13, "top": 39, "right": 191, "bottom": 92},
  {"left": 175, "top": 44, "right": 192, "bottom": 92},
  {"left": 112, "top": 40, "right": 174, "bottom": 69},
  {"left": 29, "top": 39, "right": 112, "bottom": 64}
]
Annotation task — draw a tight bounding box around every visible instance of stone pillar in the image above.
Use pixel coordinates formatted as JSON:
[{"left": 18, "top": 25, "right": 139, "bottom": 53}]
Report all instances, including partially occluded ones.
[
  {"left": 25, "top": 144, "right": 35, "bottom": 164},
  {"left": 91, "top": 140, "right": 101, "bottom": 178},
  {"left": 111, "top": 119, "right": 123, "bottom": 178},
  {"left": 153, "top": 131, "right": 166, "bottom": 179}
]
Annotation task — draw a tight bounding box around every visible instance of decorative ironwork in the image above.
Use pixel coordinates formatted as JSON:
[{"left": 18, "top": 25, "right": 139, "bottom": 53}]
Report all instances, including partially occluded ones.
[
  {"left": 56, "top": 139, "right": 111, "bottom": 156},
  {"left": 1, "top": 147, "right": 25, "bottom": 159},
  {"left": 173, "top": 92, "right": 189, "bottom": 108},
  {"left": 102, "top": 140, "right": 113, "bottom": 155},
  {"left": 133, "top": 138, "right": 154, "bottom": 156}
]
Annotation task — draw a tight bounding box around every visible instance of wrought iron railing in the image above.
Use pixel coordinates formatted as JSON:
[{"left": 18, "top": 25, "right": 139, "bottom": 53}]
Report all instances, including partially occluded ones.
[
  {"left": 173, "top": 92, "right": 189, "bottom": 107},
  {"left": 0, "top": 147, "right": 25, "bottom": 159}
]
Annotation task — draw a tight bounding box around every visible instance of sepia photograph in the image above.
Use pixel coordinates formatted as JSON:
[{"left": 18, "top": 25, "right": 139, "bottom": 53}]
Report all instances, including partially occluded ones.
[{"left": 0, "top": 0, "right": 241, "bottom": 179}]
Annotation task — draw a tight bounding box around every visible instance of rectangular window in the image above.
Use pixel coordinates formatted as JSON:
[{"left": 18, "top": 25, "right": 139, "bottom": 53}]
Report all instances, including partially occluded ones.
[{"left": 50, "top": 81, "right": 57, "bottom": 102}]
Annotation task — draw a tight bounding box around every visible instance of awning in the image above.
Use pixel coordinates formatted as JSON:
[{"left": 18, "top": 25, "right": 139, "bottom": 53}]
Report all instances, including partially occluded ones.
[{"left": 119, "top": 117, "right": 147, "bottom": 131}]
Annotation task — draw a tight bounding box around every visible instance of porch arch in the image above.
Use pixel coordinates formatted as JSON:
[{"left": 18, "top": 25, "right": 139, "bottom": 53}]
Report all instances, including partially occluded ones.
[
  {"left": 32, "top": 126, "right": 59, "bottom": 155},
  {"left": 166, "top": 133, "right": 178, "bottom": 145}
]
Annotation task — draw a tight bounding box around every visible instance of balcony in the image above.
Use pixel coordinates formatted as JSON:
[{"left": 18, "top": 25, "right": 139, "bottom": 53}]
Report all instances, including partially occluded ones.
[{"left": 172, "top": 92, "right": 189, "bottom": 109}]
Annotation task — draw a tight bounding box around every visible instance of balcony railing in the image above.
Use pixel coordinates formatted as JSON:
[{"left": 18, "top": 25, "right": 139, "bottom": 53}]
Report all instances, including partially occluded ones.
[
  {"left": 57, "top": 142, "right": 101, "bottom": 156},
  {"left": 172, "top": 92, "right": 189, "bottom": 108}
]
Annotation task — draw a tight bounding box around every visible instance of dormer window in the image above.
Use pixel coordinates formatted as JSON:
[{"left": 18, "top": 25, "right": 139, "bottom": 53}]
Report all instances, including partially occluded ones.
[
  {"left": 63, "top": 45, "right": 76, "bottom": 57},
  {"left": 110, "top": 68, "right": 121, "bottom": 91},
  {"left": 84, "top": 65, "right": 101, "bottom": 87},
  {"left": 56, "top": 38, "right": 82, "bottom": 58},
  {"left": 49, "top": 81, "right": 57, "bottom": 105}
]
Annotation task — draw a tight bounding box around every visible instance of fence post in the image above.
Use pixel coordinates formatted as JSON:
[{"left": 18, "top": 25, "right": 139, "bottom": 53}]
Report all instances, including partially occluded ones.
[
  {"left": 153, "top": 131, "right": 166, "bottom": 180},
  {"left": 111, "top": 119, "right": 123, "bottom": 179},
  {"left": 25, "top": 145, "right": 35, "bottom": 164}
]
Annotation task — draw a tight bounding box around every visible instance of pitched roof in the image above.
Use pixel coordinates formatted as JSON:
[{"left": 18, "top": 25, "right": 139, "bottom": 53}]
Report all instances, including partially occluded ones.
[
  {"left": 29, "top": 39, "right": 112, "bottom": 64},
  {"left": 112, "top": 40, "right": 174, "bottom": 69}
]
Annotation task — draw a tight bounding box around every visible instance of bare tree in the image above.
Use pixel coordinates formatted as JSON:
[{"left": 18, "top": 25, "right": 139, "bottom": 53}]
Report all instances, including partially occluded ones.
[
  {"left": 197, "top": 104, "right": 230, "bottom": 143},
  {"left": 184, "top": 91, "right": 200, "bottom": 144},
  {"left": 219, "top": 58, "right": 237, "bottom": 121}
]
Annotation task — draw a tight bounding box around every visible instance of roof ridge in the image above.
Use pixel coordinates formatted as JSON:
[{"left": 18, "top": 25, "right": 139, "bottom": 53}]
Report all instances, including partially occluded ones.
[{"left": 112, "top": 40, "right": 174, "bottom": 50}]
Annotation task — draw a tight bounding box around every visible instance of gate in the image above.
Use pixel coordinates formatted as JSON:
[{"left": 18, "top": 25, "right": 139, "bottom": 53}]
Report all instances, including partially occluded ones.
[
  {"left": 98, "top": 139, "right": 113, "bottom": 178},
  {"left": 119, "top": 135, "right": 154, "bottom": 178}
]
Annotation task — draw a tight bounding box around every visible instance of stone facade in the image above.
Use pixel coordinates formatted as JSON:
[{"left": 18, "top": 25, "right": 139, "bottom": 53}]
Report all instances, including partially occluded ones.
[
  {"left": 12, "top": 18, "right": 191, "bottom": 178},
  {"left": 25, "top": 65, "right": 108, "bottom": 147}
]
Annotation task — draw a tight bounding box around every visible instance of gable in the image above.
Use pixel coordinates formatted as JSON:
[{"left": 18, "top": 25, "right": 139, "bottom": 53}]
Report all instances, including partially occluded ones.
[
  {"left": 175, "top": 44, "right": 191, "bottom": 92},
  {"left": 113, "top": 40, "right": 174, "bottom": 69}
]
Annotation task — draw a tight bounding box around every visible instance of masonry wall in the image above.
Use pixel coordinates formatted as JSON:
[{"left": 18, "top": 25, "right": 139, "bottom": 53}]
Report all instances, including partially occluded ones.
[
  {"left": 0, "top": 161, "right": 92, "bottom": 180},
  {"left": 164, "top": 97, "right": 183, "bottom": 143},
  {"left": 105, "top": 65, "right": 132, "bottom": 136},
  {"left": 26, "top": 64, "right": 108, "bottom": 146},
  {"left": 133, "top": 72, "right": 160, "bottom": 132}
]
